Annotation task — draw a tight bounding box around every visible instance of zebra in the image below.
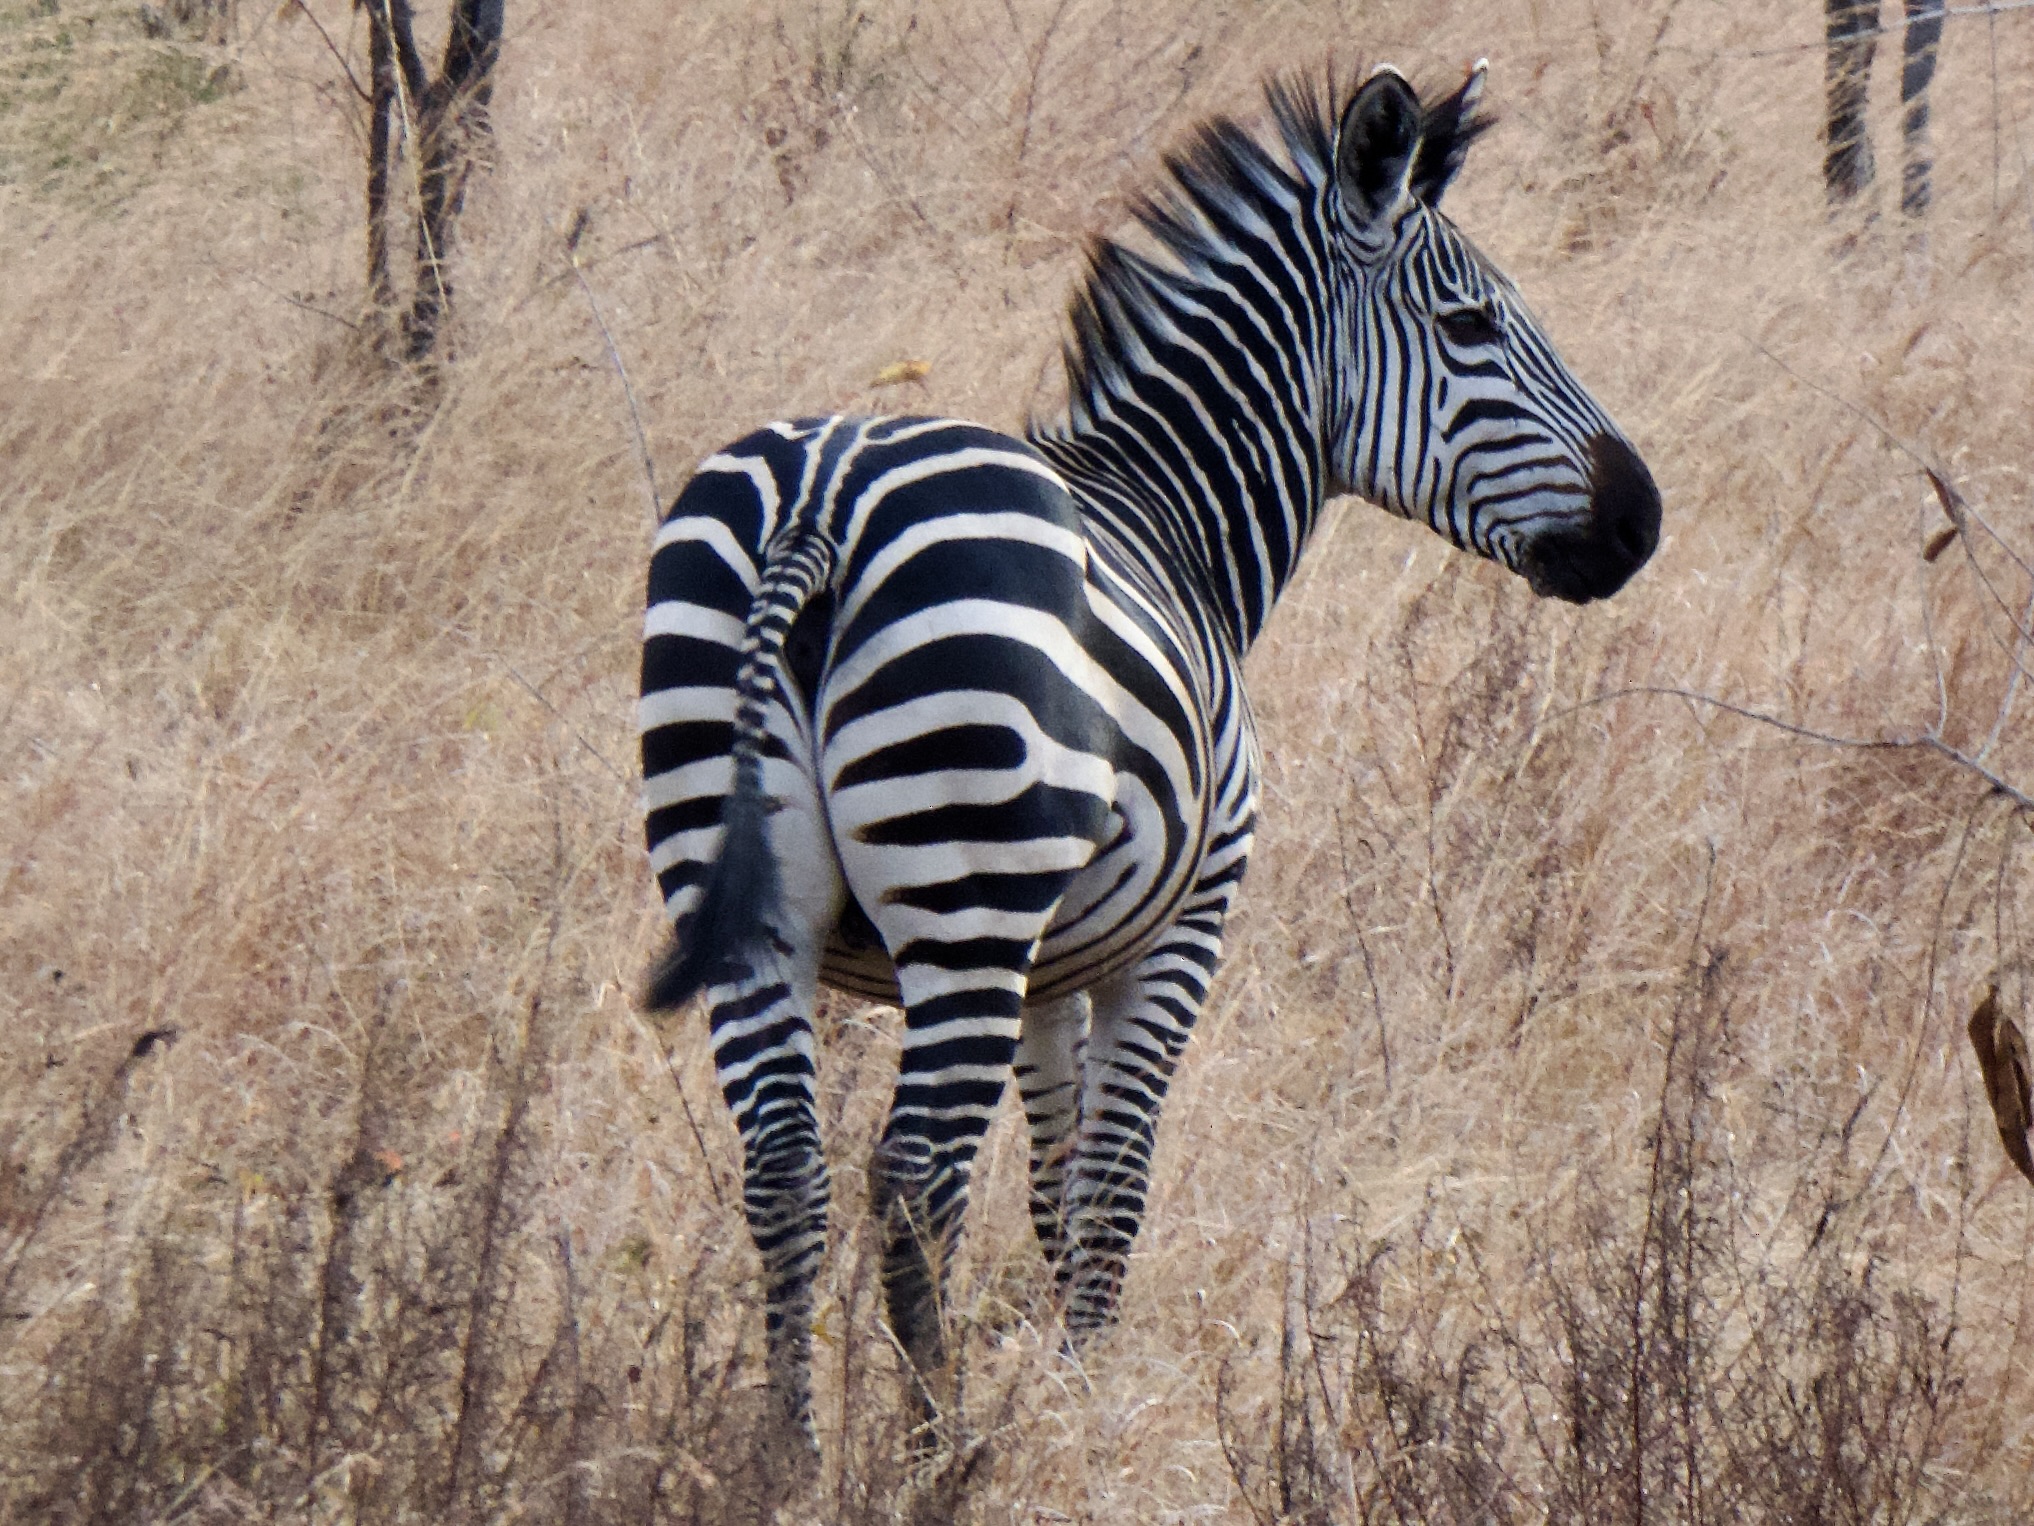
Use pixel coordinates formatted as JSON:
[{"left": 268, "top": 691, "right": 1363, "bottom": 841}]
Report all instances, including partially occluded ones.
[
  {"left": 1825, "top": 0, "right": 1945, "bottom": 217},
  {"left": 638, "top": 60, "right": 1661, "bottom": 1454}
]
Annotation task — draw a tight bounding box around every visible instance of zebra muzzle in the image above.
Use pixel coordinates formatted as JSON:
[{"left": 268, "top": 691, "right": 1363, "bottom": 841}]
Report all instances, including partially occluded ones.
[{"left": 1521, "top": 431, "right": 1662, "bottom": 604}]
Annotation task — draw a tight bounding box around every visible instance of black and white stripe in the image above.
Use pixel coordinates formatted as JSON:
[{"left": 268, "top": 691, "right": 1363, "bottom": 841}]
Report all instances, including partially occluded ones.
[
  {"left": 639, "top": 61, "right": 1660, "bottom": 1452},
  {"left": 1825, "top": 0, "right": 1945, "bottom": 217}
]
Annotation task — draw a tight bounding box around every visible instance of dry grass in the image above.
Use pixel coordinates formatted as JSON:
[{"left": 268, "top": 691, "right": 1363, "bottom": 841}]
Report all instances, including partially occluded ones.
[{"left": 5, "top": 0, "right": 2034, "bottom": 1519}]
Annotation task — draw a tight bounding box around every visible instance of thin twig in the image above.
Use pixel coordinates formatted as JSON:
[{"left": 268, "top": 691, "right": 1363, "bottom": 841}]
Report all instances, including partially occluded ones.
[
  {"left": 1921, "top": 540, "right": 1953, "bottom": 737},
  {"left": 254, "top": 280, "right": 364, "bottom": 332},
  {"left": 1553, "top": 685, "right": 2034, "bottom": 812},
  {"left": 1731, "top": 0, "right": 2034, "bottom": 59},
  {"left": 1333, "top": 808, "right": 1391, "bottom": 1095},
  {"left": 648, "top": 1025, "right": 726, "bottom": 1213},
  {"left": 1749, "top": 340, "right": 1936, "bottom": 474},
  {"left": 292, "top": 0, "right": 371, "bottom": 105},
  {"left": 525, "top": 233, "right": 665, "bottom": 298},
  {"left": 834, "top": 106, "right": 948, "bottom": 248},
  {"left": 1752, "top": 343, "right": 2034, "bottom": 659},
  {"left": 1009, "top": 0, "right": 1074, "bottom": 175},
  {"left": 494, "top": 659, "right": 626, "bottom": 786},
  {"left": 1979, "top": 581, "right": 2034, "bottom": 764},
  {"left": 1866, "top": 792, "right": 1994, "bottom": 1206},
  {"left": 568, "top": 256, "right": 663, "bottom": 527}
]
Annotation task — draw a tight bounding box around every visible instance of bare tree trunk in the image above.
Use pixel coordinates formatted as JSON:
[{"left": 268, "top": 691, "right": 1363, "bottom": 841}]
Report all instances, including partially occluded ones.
[
  {"left": 365, "top": 2, "right": 397, "bottom": 309},
  {"left": 358, "top": 0, "right": 503, "bottom": 363},
  {"left": 405, "top": 0, "right": 504, "bottom": 362}
]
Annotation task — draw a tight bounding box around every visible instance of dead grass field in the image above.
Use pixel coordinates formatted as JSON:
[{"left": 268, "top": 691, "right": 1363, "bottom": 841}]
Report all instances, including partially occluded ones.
[{"left": 5, "top": 0, "right": 2034, "bottom": 1519}]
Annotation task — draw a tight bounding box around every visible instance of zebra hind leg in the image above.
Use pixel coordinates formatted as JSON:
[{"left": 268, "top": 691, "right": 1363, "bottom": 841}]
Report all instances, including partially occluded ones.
[
  {"left": 1059, "top": 972, "right": 1194, "bottom": 1336},
  {"left": 1062, "top": 866, "right": 1241, "bottom": 1336},
  {"left": 869, "top": 954, "right": 1050, "bottom": 1448},
  {"left": 1014, "top": 992, "right": 1090, "bottom": 1284},
  {"left": 1824, "top": 0, "right": 1879, "bottom": 206},
  {"left": 708, "top": 964, "right": 831, "bottom": 1466},
  {"left": 691, "top": 746, "right": 843, "bottom": 1465}
]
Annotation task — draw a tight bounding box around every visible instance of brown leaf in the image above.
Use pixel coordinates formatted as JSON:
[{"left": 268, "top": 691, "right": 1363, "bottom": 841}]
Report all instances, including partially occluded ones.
[
  {"left": 1968, "top": 983, "right": 2034, "bottom": 1187},
  {"left": 131, "top": 1027, "right": 180, "bottom": 1059},
  {"left": 1922, "top": 526, "right": 1959, "bottom": 563},
  {"left": 1924, "top": 466, "right": 1967, "bottom": 528}
]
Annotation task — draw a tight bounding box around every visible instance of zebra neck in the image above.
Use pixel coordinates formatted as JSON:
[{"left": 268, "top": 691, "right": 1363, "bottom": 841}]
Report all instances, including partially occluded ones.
[{"left": 1031, "top": 360, "right": 1329, "bottom": 655}]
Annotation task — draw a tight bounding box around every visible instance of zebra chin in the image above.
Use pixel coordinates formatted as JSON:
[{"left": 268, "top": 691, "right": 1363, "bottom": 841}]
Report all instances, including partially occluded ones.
[{"left": 1517, "top": 432, "right": 1662, "bottom": 604}]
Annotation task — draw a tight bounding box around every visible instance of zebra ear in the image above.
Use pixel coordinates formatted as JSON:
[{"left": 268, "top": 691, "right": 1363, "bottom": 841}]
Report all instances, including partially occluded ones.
[
  {"left": 1336, "top": 66, "right": 1421, "bottom": 227},
  {"left": 1409, "top": 59, "right": 1492, "bottom": 209}
]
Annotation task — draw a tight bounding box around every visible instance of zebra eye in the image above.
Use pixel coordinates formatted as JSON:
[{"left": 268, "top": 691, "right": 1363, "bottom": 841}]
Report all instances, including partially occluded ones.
[{"left": 1436, "top": 305, "right": 1502, "bottom": 349}]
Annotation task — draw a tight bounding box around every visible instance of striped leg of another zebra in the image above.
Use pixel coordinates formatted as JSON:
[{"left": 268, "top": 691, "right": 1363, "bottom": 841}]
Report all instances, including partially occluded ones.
[{"left": 1823, "top": 0, "right": 1945, "bottom": 219}]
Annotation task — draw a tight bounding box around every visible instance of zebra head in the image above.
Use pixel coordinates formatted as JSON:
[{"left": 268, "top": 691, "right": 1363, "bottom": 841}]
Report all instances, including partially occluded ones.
[{"left": 1328, "top": 64, "right": 1661, "bottom": 603}]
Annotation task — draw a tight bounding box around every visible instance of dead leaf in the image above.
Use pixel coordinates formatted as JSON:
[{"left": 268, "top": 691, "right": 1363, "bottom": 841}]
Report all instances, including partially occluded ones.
[
  {"left": 131, "top": 1027, "right": 179, "bottom": 1059},
  {"left": 870, "top": 359, "right": 931, "bottom": 388},
  {"left": 1924, "top": 466, "right": 1967, "bottom": 529},
  {"left": 1967, "top": 983, "right": 2034, "bottom": 1187}
]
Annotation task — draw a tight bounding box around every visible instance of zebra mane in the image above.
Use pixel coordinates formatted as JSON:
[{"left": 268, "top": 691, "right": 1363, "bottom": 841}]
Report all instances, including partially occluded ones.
[{"left": 1047, "top": 68, "right": 1494, "bottom": 436}]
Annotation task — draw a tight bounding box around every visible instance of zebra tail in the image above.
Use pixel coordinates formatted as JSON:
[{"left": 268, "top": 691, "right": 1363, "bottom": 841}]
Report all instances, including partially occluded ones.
[{"left": 642, "top": 524, "right": 836, "bottom": 1013}]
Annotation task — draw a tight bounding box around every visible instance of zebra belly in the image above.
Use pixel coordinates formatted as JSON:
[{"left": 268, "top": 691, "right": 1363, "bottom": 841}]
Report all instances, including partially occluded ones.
[
  {"left": 814, "top": 816, "right": 1205, "bottom": 1007},
  {"left": 816, "top": 937, "right": 900, "bottom": 1001}
]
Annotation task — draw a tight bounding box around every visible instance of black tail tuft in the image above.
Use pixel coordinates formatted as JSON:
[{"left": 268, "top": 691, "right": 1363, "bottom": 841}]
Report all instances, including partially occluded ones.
[{"left": 642, "top": 782, "right": 785, "bottom": 1013}]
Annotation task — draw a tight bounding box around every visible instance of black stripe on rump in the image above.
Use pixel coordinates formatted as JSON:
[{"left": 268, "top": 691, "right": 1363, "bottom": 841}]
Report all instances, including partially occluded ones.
[
  {"left": 641, "top": 632, "right": 739, "bottom": 697},
  {"left": 641, "top": 719, "right": 735, "bottom": 783},
  {"left": 829, "top": 633, "right": 1189, "bottom": 863},
  {"left": 647, "top": 538, "right": 753, "bottom": 618},
  {"left": 886, "top": 871, "right": 1068, "bottom": 916},
  {"left": 654, "top": 467, "right": 770, "bottom": 560},
  {"left": 833, "top": 532, "right": 1086, "bottom": 669},
  {"left": 827, "top": 633, "right": 1105, "bottom": 751},
  {"left": 829, "top": 426, "right": 1058, "bottom": 546},
  {"left": 891, "top": 935, "right": 1035, "bottom": 971},
  {"left": 651, "top": 856, "right": 708, "bottom": 906},
  {"left": 644, "top": 793, "right": 723, "bottom": 846},
  {"left": 833, "top": 723, "right": 1028, "bottom": 789},
  {"left": 854, "top": 782, "right": 1111, "bottom": 847}
]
